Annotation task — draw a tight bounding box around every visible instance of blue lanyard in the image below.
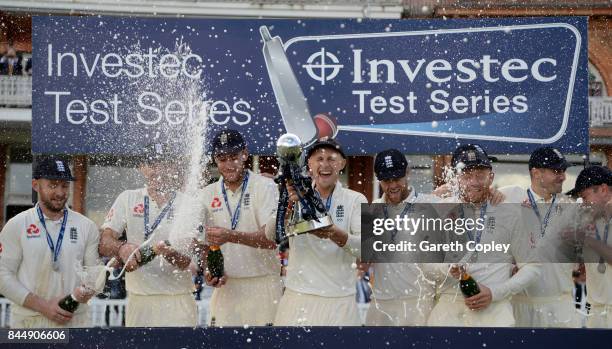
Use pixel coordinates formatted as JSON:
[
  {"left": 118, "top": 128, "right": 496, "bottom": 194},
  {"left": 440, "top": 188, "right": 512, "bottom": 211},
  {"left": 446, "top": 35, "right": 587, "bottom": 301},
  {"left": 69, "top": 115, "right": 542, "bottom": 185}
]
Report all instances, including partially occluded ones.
[
  {"left": 527, "top": 189, "right": 557, "bottom": 237},
  {"left": 595, "top": 220, "right": 610, "bottom": 244},
  {"left": 315, "top": 188, "right": 334, "bottom": 212},
  {"left": 383, "top": 192, "right": 417, "bottom": 242},
  {"left": 36, "top": 204, "right": 68, "bottom": 267},
  {"left": 459, "top": 202, "right": 488, "bottom": 243},
  {"left": 144, "top": 192, "right": 176, "bottom": 240},
  {"left": 221, "top": 171, "right": 250, "bottom": 230}
]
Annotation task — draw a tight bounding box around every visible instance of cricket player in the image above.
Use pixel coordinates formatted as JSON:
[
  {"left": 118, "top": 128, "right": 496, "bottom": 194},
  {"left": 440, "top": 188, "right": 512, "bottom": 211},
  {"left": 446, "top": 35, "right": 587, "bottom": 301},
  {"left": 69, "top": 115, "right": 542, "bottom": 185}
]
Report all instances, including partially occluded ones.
[
  {"left": 99, "top": 142, "right": 197, "bottom": 327},
  {"left": 0, "top": 157, "right": 100, "bottom": 328},
  {"left": 266, "top": 137, "right": 367, "bottom": 326},
  {"left": 567, "top": 165, "right": 612, "bottom": 328},
  {"left": 427, "top": 144, "right": 541, "bottom": 327},
  {"left": 499, "top": 147, "right": 579, "bottom": 327},
  {"left": 364, "top": 148, "right": 438, "bottom": 326},
  {"left": 201, "top": 129, "right": 281, "bottom": 326}
]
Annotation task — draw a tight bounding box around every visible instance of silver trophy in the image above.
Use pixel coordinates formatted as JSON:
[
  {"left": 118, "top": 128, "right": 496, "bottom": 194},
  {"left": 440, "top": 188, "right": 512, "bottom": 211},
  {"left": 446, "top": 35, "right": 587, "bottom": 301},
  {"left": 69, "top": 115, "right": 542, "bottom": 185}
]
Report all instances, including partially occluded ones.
[{"left": 274, "top": 133, "right": 333, "bottom": 242}]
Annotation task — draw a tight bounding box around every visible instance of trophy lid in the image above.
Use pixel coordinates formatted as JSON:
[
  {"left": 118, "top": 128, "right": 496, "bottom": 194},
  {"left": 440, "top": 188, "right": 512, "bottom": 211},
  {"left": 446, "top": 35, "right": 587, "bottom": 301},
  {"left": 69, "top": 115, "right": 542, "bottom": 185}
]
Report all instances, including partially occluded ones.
[{"left": 277, "top": 133, "right": 303, "bottom": 164}]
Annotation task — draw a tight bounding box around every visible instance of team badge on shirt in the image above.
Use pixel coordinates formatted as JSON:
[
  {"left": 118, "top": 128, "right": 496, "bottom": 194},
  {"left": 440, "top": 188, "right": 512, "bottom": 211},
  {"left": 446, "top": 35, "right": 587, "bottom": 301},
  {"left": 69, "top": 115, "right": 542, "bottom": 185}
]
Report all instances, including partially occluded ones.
[
  {"left": 26, "top": 224, "right": 40, "bottom": 238},
  {"left": 243, "top": 193, "right": 250, "bottom": 207},
  {"left": 211, "top": 197, "right": 223, "bottom": 212},
  {"left": 133, "top": 203, "right": 145, "bottom": 216},
  {"left": 336, "top": 205, "right": 345, "bottom": 222},
  {"left": 70, "top": 227, "right": 78, "bottom": 242},
  {"left": 486, "top": 216, "right": 496, "bottom": 232}
]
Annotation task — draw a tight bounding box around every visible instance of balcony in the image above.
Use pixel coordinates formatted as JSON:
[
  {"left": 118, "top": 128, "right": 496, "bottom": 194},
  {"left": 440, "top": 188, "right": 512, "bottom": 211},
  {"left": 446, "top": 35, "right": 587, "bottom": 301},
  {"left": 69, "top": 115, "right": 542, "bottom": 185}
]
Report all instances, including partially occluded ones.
[
  {"left": 590, "top": 97, "right": 612, "bottom": 127},
  {"left": 0, "top": 76, "right": 32, "bottom": 108}
]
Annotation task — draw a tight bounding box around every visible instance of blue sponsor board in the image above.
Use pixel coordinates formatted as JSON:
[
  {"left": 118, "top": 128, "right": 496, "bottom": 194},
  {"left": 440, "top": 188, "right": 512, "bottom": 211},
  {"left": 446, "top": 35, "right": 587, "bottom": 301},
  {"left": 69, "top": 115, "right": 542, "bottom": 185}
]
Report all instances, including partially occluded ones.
[
  {"left": 32, "top": 16, "right": 588, "bottom": 155},
  {"left": 3, "top": 327, "right": 612, "bottom": 349}
]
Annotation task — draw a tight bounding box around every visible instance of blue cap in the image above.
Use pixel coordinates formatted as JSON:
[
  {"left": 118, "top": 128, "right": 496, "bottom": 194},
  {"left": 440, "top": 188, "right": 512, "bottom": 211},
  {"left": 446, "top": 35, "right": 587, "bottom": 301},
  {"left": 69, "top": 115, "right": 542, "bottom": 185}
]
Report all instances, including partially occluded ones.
[{"left": 33, "top": 157, "right": 75, "bottom": 181}]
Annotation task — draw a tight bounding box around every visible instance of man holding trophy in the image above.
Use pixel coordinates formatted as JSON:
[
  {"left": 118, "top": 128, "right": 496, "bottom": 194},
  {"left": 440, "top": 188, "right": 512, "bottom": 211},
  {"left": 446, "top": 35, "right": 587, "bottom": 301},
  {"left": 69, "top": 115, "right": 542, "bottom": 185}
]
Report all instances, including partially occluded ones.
[
  {"left": 0, "top": 157, "right": 100, "bottom": 328},
  {"left": 266, "top": 135, "right": 366, "bottom": 326}
]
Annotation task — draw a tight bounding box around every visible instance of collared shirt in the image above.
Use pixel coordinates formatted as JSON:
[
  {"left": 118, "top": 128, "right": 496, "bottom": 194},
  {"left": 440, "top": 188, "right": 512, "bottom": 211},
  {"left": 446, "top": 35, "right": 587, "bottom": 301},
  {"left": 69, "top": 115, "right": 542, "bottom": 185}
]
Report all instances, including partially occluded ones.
[
  {"left": 0, "top": 206, "right": 99, "bottom": 316},
  {"left": 266, "top": 182, "right": 367, "bottom": 297},
  {"left": 371, "top": 187, "right": 437, "bottom": 300},
  {"left": 201, "top": 170, "right": 279, "bottom": 278},
  {"left": 102, "top": 188, "right": 195, "bottom": 295}
]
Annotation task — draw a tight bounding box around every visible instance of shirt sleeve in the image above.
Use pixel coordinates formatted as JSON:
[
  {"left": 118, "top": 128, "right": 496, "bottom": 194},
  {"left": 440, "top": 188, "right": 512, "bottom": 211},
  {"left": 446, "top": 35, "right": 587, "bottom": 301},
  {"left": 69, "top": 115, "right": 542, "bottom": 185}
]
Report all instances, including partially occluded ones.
[
  {"left": 255, "top": 178, "right": 279, "bottom": 229},
  {"left": 342, "top": 193, "right": 367, "bottom": 258},
  {"left": 0, "top": 216, "right": 31, "bottom": 306},
  {"left": 264, "top": 214, "right": 277, "bottom": 242},
  {"left": 489, "top": 263, "right": 541, "bottom": 302},
  {"left": 489, "top": 212, "right": 541, "bottom": 301},
  {"left": 101, "top": 191, "right": 129, "bottom": 238}
]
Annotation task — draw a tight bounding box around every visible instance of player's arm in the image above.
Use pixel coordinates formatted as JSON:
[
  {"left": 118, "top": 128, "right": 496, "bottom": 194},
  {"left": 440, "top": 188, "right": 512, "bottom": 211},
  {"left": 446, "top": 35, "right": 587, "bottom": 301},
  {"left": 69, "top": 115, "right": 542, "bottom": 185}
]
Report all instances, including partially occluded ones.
[
  {"left": 487, "top": 214, "right": 542, "bottom": 302},
  {"left": 99, "top": 193, "right": 142, "bottom": 271},
  {"left": 0, "top": 220, "right": 73, "bottom": 324},
  {"left": 23, "top": 292, "right": 74, "bottom": 324},
  {"left": 99, "top": 228, "right": 141, "bottom": 272},
  {"left": 155, "top": 241, "right": 192, "bottom": 270},
  {"left": 205, "top": 225, "right": 276, "bottom": 249}
]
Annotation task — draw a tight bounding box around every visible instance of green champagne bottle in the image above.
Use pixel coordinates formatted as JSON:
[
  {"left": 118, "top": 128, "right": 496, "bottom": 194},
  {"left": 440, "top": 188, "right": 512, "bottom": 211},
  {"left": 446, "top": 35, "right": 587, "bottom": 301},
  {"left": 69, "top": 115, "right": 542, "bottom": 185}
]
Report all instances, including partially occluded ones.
[
  {"left": 207, "top": 245, "right": 224, "bottom": 279},
  {"left": 138, "top": 240, "right": 170, "bottom": 266},
  {"left": 58, "top": 294, "right": 80, "bottom": 313},
  {"left": 459, "top": 272, "right": 481, "bottom": 297}
]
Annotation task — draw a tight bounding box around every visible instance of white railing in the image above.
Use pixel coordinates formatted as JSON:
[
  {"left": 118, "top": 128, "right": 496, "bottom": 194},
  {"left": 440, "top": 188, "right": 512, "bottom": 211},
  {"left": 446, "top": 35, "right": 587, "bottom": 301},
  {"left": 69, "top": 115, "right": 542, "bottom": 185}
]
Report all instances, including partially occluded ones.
[
  {"left": 590, "top": 96, "right": 612, "bottom": 127},
  {"left": 0, "top": 75, "right": 32, "bottom": 107},
  {"left": 0, "top": 297, "right": 210, "bottom": 328}
]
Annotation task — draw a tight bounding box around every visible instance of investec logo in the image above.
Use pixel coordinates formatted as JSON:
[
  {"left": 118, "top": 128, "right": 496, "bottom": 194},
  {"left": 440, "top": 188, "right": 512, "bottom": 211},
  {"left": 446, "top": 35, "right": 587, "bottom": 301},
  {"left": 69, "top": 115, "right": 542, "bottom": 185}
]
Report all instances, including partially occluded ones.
[
  {"left": 302, "top": 47, "right": 343, "bottom": 85},
  {"left": 302, "top": 47, "right": 558, "bottom": 86}
]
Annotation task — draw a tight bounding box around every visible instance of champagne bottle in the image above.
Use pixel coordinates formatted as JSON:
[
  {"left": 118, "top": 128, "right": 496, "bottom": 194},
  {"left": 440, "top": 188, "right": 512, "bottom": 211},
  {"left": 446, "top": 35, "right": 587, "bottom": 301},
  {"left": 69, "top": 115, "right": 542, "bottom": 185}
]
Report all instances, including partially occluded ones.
[
  {"left": 459, "top": 272, "right": 481, "bottom": 297},
  {"left": 58, "top": 294, "right": 80, "bottom": 313},
  {"left": 138, "top": 240, "right": 170, "bottom": 266},
  {"left": 207, "top": 245, "right": 224, "bottom": 279}
]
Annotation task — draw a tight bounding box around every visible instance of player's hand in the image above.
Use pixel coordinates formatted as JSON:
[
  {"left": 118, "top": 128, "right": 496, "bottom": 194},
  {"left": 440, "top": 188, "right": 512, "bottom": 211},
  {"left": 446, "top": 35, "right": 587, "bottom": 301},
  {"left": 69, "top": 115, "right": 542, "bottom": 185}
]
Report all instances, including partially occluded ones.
[
  {"left": 43, "top": 296, "right": 74, "bottom": 325},
  {"left": 154, "top": 240, "right": 173, "bottom": 257},
  {"left": 309, "top": 226, "right": 336, "bottom": 240},
  {"left": 433, "top": 183, "right": 452, "bottom": 198},
  {"left": 449, "top": 264, "right": 464, "bottom": 279},
  {"left": 309, "top": 225, "right": 349, "bottom": 247},
  {"left": 72, "top": 286, "right": 96, "bottom": 303},
  {"left": 205, "top": 271, "right": 227, "bottom": 288},
  {"left": 206, "top": 226, "right": 230, "bottom": 246},
  {"left": 489, "top": 187, "right": 506, "bottom": 205},
  {"left": 118, "top": 242, "right": 141, "bottom": 272},
  {"left": 465, "top": 284, "right": 493, "bottom": 311},
  {"left": 286, "top": 183, "right": 299, "bottom": 203}
]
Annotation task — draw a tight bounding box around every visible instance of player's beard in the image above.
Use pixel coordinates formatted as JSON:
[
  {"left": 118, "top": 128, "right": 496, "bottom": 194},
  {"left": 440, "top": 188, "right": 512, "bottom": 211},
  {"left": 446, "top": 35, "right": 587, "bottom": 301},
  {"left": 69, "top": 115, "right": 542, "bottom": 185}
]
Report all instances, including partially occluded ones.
[
  {"left": 385, "top": 184, "right": 408, "bottom": 205},
  {"left": 41, "top": 195, "right": 67, "bottom": 213},
  {"left": 221, "top": 167, "right": 246, "bottom": 187}
]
